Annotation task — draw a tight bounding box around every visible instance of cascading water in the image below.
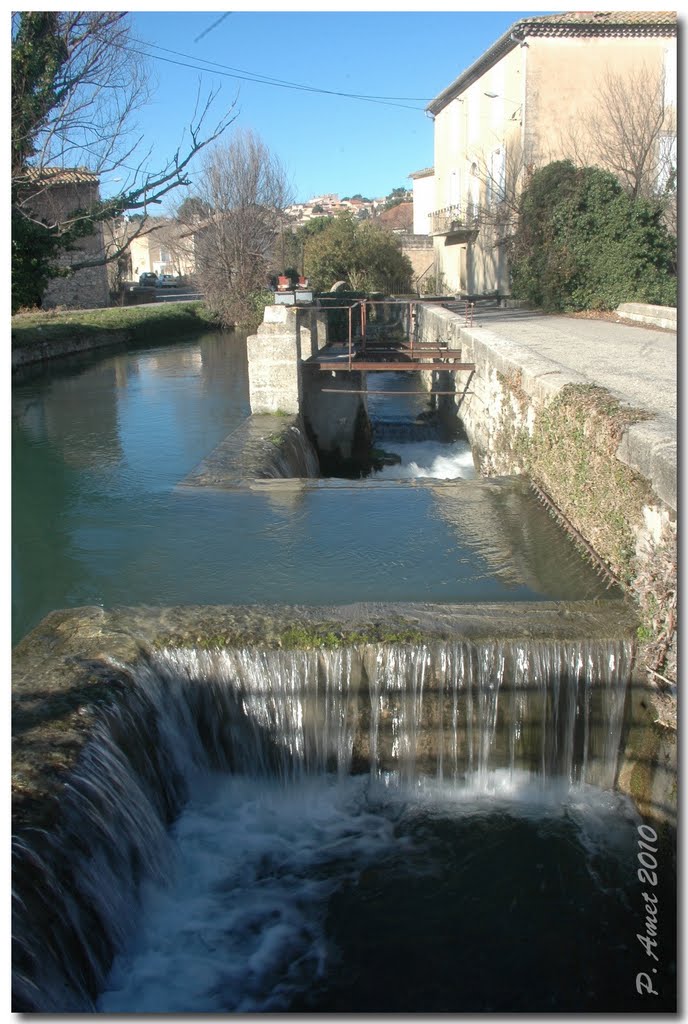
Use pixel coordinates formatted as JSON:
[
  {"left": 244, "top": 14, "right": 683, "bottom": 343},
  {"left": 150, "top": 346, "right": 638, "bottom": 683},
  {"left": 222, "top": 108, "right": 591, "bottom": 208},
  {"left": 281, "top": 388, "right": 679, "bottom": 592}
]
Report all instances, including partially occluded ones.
[
  {"left": 13, "top": 636, "right": 675, "bottom": 1013},
  {"left": 263, "top": 422, "right": 320, "bottom": 479},
  {"left": 372, "top": 437, "right": 476, "bottom": 480}
]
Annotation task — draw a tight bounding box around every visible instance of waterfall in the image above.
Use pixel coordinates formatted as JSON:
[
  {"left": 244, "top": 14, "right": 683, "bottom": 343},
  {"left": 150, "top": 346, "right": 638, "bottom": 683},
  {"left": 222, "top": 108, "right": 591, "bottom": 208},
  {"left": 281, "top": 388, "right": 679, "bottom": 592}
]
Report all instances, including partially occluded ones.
[
  {"left": 371, "top": 438, "right": 476, "bottom": 480},
  {"left": 179, "top": 415, "right": 320, "bottom": 488},
  {"left": 12, "top": 637, "right": 633, "bottom": 1012},
  {"left": 262, "top": 423, "right": 320, "bottom": 479}
]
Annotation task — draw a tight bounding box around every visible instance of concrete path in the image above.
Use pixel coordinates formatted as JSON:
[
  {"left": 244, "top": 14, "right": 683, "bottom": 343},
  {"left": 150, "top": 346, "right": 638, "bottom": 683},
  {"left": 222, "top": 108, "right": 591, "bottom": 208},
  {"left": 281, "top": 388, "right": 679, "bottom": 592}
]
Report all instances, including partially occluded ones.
[{"left": 464, "top": 305, "right": 677, "bottom": 511}]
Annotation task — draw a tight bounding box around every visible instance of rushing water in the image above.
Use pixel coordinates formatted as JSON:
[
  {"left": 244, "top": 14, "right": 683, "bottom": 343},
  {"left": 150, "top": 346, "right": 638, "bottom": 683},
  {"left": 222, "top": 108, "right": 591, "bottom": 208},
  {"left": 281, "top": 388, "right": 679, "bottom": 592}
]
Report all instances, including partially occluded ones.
[
  {"left": 13, "top": 333, "right": 616, "bottom": 645},
  {"left": 99, "top": 773, "right": 658, "bottom": 1013},
  {"left": 12, "top": 332, "right": 676, "bottom": 1013},
  {"left": 11, "top": 641, "right": 676, "bottom": 1013}
]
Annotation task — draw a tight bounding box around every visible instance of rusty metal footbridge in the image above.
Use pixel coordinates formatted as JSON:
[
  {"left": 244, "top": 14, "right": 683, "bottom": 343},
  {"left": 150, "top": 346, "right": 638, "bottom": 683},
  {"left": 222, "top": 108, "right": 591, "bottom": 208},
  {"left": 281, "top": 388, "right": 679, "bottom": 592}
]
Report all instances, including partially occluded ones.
[
  {"left": 308, "top": 299, "right": 476, "bottom": 378},
  {"left": 307, "top": 299, "right": 475, "bottom": 397}
]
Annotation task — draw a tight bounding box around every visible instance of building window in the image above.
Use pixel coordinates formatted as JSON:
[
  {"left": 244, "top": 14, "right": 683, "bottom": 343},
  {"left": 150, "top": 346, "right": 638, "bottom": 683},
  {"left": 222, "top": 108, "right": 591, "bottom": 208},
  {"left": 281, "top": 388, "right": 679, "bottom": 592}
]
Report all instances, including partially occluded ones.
[
  {"left": 486, "top": 147, "right": 505, "bottom": 207},
  {"left": 469, "top": 162, "right": 480, "bottom": 217}
]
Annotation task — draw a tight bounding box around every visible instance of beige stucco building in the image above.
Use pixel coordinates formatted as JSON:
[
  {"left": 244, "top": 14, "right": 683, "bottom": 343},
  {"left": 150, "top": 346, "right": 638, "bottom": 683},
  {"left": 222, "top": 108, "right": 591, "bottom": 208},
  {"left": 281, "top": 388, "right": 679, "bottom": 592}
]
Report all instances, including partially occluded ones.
[
  {"left": 427, "top": 11, "right": 677, "bottom": 296},
  {"left": 123, "top": 217, "right": 197, "bottom": 281},
  {"left": 408, "top": 167, "right": 435, "bottom": 235}
]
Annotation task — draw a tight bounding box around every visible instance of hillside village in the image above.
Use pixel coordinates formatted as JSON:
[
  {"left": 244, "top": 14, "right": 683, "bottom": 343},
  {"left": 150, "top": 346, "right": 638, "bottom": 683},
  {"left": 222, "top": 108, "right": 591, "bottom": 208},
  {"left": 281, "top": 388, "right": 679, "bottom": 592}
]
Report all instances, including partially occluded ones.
[{"left": 284, "top": 191, "right": 411, "bottom": 227}]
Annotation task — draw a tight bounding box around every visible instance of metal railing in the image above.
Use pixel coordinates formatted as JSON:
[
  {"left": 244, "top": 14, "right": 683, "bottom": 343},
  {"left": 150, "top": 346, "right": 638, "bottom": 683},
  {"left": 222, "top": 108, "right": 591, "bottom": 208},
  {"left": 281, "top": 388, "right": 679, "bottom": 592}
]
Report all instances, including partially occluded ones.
[{"left": 430, "top": 202, "right": 480, "bottom": 235}]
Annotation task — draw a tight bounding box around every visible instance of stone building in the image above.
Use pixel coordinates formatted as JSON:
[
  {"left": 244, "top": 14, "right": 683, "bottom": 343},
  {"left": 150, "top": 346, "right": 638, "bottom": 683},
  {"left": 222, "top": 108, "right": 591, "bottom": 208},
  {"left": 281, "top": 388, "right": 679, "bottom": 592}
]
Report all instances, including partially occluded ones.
[
  {"left": 23, "top": 167, "right": 110, "bottom": 309},
  {"left": 426, "top": 11, "right": 677, "bottom": 296}
]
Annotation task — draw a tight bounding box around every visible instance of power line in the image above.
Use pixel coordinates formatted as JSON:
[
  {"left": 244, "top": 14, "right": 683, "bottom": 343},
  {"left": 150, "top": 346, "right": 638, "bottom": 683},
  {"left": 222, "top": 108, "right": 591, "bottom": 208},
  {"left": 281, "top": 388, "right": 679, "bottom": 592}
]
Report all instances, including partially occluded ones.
[
  {"left": 194, "top": 12, "right": 232, "bottom": 44},
  {"left": 114, "top": 34, "right": 430, "bottom": 111},
  {"left": 148, "top": 39, "right": 433, "bottom": 103}
]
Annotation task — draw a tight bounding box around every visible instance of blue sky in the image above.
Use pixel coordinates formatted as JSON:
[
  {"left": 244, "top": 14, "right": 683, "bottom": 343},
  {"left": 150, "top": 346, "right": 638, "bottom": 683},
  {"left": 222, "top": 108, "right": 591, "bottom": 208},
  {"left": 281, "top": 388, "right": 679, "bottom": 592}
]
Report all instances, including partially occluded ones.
[{"left": 111, "top": 9, "right": 549, "bottom": 209}]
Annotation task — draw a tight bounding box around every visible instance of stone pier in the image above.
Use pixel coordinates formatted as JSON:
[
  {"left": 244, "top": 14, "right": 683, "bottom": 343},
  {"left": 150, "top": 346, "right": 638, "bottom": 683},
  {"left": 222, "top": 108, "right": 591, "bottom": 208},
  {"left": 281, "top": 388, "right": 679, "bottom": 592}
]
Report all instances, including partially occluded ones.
[
  {"left": 247, "top": 301, "right": 370, "bottom": 472},
  {"left": 246, "top": 305, "right": 305, "bottom": 415},
  {"left": 247, "top": 304, "right": 327, "bottom": 415}
]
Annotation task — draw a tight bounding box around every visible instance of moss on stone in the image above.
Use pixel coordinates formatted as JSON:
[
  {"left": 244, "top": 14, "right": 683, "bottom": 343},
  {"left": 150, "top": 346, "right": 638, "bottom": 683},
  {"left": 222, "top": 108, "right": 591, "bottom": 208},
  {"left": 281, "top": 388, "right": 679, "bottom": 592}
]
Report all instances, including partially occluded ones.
[
  {"left": 155, "top": 622, "right": 427, "bottom": 652},
  {"left": 499, "top": 381, "right": 652, "bottom": 584}
]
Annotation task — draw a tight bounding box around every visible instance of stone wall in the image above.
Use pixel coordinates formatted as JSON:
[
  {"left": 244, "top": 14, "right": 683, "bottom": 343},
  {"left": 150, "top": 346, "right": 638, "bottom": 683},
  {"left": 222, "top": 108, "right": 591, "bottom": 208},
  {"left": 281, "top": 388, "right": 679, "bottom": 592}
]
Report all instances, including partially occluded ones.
[
  {"left": 416, "top": 300, "right": 677, "bottom": 684},
  {"left": 300, "top": 363, "right": 369, "bottom": 468},
  {"left": 398, "top": 233, "right": 435, "bottom": 290},
  {"left": 246, "top": 304, "right": 329, "bottom": 415},
  {"left": 617, "top": 303, "right": 677, "bottom": 331},
  {"left": 246, "top": 305, "right": 307, "bottom": 414},
  {"left": 24, "top": 175, "right": 110, "bottom": 310},
  {"left": 42, "top": 259, "right": 110, "bottom": 310}
]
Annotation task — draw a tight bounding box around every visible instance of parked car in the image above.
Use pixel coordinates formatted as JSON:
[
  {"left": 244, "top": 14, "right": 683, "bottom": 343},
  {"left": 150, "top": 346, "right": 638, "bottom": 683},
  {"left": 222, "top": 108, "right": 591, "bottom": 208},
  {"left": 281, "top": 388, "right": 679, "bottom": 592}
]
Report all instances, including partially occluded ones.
[
  {"left": 157, "top": 274, "right": 178, "bottom": 288},
  {"left": 138, "top": 272, "right": 158, "bottom": 287}
]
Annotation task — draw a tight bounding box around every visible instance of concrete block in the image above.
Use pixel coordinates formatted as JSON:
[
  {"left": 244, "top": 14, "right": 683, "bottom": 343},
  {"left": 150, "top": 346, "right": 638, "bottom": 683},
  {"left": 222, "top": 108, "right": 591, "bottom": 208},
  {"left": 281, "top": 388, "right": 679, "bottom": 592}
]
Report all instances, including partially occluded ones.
[
  {"left": 617, "top": 303, "right": 677, "bottom": 331},
  {"left": 263, "top": 304, "right": 293, "bottom": 325}
]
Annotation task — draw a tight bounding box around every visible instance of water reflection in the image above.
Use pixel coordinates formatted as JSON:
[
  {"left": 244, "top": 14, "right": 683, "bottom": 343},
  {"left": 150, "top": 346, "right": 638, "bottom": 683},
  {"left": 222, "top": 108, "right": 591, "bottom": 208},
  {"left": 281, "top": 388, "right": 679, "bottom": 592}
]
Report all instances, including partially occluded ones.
[
  {"left": 429, "top": 479, "right": 620, "bottom": 600},
  {"left": 12, "top": 334, "right": 618, "bottom": 646},
  {"left": 13, "top": 361, "right": 122, "bottom": 469}
]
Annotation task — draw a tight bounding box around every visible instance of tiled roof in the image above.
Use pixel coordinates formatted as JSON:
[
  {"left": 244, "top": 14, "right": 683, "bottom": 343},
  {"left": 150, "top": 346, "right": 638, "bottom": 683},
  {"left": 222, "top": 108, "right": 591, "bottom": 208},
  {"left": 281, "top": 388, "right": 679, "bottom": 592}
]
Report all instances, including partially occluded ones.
[
  {"left": 525, "top": 11, "right": 676, "bottom": 28},
  {"left": 428, "top": 11, "right": 677, "bottom": 114},
  {"left": 377, "top": 202, "right": 414, "bottom": 230},
  {"left": 409, "top": 167, "right": 434, "bottom": 180},
  {"left": 23, "top": 166, "right": 99, "bottom": 185}
]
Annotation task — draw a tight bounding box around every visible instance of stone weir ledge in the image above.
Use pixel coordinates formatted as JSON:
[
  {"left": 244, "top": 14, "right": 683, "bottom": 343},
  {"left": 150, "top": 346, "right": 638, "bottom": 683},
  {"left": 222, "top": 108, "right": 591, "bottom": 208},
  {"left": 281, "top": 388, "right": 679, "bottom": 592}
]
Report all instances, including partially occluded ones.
[
  {"left": 177, "top": 412, "right": 319, "bottom": 488},
  {"left": 12, "top": 602, "right": 676, "bottom": 835}
]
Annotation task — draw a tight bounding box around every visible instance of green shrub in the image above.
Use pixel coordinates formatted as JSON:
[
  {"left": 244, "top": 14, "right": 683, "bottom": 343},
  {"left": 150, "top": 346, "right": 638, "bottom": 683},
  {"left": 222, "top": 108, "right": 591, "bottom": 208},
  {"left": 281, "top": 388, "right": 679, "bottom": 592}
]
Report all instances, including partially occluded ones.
[
  {"left": 303, "top": 213, "right": 413, "bottom": 294},
  {"left": 509, "top": 161, "right": 676, "bottom": 312}
]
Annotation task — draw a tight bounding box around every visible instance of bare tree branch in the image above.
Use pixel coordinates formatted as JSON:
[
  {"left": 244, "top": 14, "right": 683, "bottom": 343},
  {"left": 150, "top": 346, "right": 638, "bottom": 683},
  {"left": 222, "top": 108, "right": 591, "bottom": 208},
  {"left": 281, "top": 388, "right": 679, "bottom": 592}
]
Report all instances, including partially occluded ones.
[
  {"left": 12, "top": 11, "right": 239, "bottom": 303},
  {"left": 557, "top": 63, "right": 676, "bottom": 207},
  {"left": 188, "top": 129, "right": 294, "bottom": 325}
]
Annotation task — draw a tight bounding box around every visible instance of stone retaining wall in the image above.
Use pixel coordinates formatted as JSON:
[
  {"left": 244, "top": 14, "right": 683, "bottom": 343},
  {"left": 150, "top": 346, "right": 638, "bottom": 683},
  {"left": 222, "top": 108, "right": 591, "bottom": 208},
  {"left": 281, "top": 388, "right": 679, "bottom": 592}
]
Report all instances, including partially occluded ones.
[
  {"left": 12, "top": 330, "right": 130, "bottom": 369},
  {"left": 416, "top": 300, "right": 677, "bottom": 703}
]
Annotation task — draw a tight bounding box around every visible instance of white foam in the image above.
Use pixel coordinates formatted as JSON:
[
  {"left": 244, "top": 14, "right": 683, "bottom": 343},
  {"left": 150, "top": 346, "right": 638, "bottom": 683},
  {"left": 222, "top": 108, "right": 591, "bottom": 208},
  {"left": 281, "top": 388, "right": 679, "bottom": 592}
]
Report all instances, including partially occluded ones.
[
  {"left": 98, "top": 774, "right": 407, "bottom": 1013},
  {"left": 98, "top": 772, "right": 639, "bottom": 1013},
  {"left": 373, "top": 440, "right": 476, "bottom": 480}
]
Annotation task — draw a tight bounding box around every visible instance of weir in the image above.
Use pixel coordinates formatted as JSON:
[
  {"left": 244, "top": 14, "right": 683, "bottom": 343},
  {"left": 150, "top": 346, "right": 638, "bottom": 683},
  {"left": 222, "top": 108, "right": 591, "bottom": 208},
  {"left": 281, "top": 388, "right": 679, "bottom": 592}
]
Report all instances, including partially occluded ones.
[
  {"left": 12, "top": 599, "right": 676, "bottom": 1012},
  {"left": 12, "top": 320, "right": 677, "bottom": 1013}
]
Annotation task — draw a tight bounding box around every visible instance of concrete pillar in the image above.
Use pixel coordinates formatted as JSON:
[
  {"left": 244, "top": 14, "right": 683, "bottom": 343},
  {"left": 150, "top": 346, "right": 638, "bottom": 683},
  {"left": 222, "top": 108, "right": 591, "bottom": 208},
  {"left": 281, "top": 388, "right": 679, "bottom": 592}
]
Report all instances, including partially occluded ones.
[
  {"left": 300, "top": 363, "right": 370, "bottom": 470},
  {"left": 314, "top": 307, "right": 329, "bottom": 352},
  {"left": 247, "top": 304, "right": 304, "bottom": 414}
]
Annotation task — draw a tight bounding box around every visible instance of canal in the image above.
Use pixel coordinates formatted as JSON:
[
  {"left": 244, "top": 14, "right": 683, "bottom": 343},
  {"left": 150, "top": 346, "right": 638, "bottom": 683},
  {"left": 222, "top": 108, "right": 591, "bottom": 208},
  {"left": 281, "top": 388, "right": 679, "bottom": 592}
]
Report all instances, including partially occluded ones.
[
  {"left": 12, "top": 329, "right": 676, "bottom": 1013},
  {"left": 13, "top": 329, "right": 614, "bottom": 646}
]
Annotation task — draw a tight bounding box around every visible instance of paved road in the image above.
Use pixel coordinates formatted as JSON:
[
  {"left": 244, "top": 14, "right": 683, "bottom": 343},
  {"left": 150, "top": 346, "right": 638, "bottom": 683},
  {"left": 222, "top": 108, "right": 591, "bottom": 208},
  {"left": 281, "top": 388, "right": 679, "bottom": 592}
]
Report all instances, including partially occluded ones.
[
  {"left": 471, "top": 305, "right": 677, "bottom": 431},
  {"left": 463, "top": 304, "right": 677, "bottom": 510}
]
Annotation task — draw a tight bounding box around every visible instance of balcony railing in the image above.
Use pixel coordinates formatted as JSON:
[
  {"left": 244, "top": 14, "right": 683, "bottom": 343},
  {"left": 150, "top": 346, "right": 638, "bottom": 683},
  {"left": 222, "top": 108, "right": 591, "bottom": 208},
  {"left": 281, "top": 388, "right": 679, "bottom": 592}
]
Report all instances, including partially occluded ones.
[{"left": 430, "top": 202, "right": 480, "bottom": 236}]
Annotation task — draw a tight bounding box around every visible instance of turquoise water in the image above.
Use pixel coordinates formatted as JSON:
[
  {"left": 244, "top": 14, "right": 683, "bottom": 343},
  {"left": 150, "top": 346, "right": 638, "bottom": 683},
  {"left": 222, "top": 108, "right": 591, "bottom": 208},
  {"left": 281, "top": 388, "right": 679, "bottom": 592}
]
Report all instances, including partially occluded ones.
[{"left": 13, "top": 331, "right": 616, "bottom": 645}]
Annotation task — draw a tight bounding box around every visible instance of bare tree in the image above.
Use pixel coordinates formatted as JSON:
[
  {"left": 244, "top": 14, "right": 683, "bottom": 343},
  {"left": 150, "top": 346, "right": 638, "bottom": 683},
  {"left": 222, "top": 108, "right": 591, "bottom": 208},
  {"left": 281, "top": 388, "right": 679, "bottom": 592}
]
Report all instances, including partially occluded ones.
[
  {"left": 190, "top": 129, "right": 293, "bottom": 326},
  {"left": 13, "top": 12, "right": 150, "bottom": 180},
  {"left": 466, "top": 134, "right": 536, "bottom": 264},
  {"left": 12, "top": 11, "right": 237, "bottom": 303},
  {"left": 589, "top": 64, "right": 675, "bottom": 202},
  {"left": 558, "top": 63, "right": 676, "bottom": 229}
]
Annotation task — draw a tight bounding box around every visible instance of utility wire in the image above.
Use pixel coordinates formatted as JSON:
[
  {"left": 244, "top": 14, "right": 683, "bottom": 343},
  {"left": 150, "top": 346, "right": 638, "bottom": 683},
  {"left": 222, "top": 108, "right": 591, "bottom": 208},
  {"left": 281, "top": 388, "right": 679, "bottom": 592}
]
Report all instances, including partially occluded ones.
[
  {"left": 147, "top": 39, "right": 432, "bottom": 103},
  {"left": 194, "top": 12, "right": 232, "bottom": 44},
  {"left": 109, "top": 34, "right": 430, "bottom": 110}
]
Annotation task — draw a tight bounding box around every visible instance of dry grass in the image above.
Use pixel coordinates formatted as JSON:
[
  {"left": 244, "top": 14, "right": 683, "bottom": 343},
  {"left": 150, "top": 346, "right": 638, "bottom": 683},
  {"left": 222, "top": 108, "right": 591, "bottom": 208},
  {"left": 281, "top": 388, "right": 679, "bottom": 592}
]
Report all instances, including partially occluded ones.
[{"left": 632, "top": 521, "right": 677, "bottom": 685}]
